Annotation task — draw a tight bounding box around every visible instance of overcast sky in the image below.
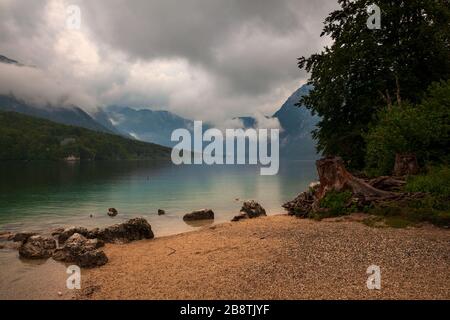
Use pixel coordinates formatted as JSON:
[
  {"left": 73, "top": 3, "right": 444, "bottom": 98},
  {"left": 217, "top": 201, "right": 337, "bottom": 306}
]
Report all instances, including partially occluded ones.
[{"left": 0, "top": 0, "right": 338, "bottom": 124}]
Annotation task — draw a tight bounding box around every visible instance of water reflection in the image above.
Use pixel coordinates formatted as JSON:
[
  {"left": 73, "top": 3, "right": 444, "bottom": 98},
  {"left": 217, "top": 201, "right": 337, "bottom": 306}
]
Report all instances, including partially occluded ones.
[{"left": 0, "top": 160, "right": 317, "bottom": 235}]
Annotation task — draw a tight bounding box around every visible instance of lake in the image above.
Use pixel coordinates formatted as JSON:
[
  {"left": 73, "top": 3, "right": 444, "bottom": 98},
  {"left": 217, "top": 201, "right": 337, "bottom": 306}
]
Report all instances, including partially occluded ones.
[{"left": 0, "top": 160, "right": 318, "bottom": 299}]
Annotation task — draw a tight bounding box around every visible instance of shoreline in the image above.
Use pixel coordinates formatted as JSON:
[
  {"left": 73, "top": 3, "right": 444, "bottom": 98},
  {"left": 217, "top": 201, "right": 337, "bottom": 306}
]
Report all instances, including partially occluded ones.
[{"left": 78, "top": 214, "right": 450, "bottom": 300}]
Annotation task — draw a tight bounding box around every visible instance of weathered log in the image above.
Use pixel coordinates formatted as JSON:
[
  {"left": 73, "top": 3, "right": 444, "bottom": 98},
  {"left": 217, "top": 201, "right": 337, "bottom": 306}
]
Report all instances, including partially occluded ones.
[
  {"left": 314, "top": 157, "right": 398, "bottom": 203},
  {"left": 367, "top": 176, "right": 406, "bottom": 192},
  {"left": 393, "top": 153, "right": 419, "bottom": 176}
]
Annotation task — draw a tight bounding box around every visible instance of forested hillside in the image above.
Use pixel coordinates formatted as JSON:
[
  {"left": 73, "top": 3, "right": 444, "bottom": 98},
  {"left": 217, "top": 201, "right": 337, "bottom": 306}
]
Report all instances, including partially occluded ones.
[{"left": 0, "top": 111, "right": 171, "bottom": 161}]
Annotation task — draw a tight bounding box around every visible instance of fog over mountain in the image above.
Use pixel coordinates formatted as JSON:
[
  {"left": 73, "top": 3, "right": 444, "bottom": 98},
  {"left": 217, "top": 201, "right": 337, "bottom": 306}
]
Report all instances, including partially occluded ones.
[
  {"left": 0, "top": 0, "right": 335, "bottom": 158},
  {"left": 0, "top": 0, "right": 336, "bottom": 125}
]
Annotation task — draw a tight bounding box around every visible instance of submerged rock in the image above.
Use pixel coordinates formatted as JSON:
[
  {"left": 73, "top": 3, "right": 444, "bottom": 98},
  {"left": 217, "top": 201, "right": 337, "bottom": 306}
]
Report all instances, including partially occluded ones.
[
  {"left": 53, "top": 233, "right": 107, "bottom": 268},
  {"left": 19, "top": 235, "right": 57, "bottom": 259},
  {"left": 232, "top": 201, "right": 266, "bottom": 222},
  {"left": 107, "top": 208, "right": 119, "bottom": 217},
  {"left": 183, "top": 209, "right": 215, "bottom": 221},
  {"left": 91, "top": 217, "right": 154, "bottom": 243},
  {"left": 0, "top": 232, "right": 14, "bottom": 241}
]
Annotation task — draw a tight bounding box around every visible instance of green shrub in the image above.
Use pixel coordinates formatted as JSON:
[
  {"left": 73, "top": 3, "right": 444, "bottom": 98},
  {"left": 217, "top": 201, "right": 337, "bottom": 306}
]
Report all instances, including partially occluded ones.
[
  {"left": 365, "top": 80, "right": 450, "bottom": 176},
  {"left": 317, "top": 190, "right": 354, "bottom": 217},
  {"left": 405, "top": 166, "right": 450, "bottom": 197}
]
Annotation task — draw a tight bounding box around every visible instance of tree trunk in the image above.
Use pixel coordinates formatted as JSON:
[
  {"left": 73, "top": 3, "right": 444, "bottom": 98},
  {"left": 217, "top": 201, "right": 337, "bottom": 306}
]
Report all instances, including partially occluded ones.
[
  {"left": 315, "top": 157, "right": 397, "bottom": 202},
  {"left": 393, "top": 153, "right": 419, "bottom": 176}
]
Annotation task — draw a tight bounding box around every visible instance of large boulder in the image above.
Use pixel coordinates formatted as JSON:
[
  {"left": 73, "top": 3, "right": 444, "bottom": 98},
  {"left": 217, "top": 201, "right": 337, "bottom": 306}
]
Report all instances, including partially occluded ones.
[
  {"left": 57, "top": 227, "right": 89, "bottom": 244},
  {"left": 19, "top": 235, "right": 57, "bottom": 259},
  {"left": 53, "top": 233, "right": 107, "bottom": 268},
  {"left": 77, "top": 250, "right": 108, "bottom": 268},
  {"left": 90, "top": 218, "right": 154, "bottom": 243},
  {"left": 183, "top": 209, "right": 215, "bottom": 221},
  {"left": 232, "top": 201, "right": 266, "bottom": 222},
  {"left": 12, "top": 232, "right": 38, "bottom": 243}
]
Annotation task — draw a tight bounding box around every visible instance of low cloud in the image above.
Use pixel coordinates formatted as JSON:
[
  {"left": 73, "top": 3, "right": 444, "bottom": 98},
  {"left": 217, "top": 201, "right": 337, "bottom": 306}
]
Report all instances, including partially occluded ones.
[{"left": 0, "top": 0, "right": 337, "bottom": 124}]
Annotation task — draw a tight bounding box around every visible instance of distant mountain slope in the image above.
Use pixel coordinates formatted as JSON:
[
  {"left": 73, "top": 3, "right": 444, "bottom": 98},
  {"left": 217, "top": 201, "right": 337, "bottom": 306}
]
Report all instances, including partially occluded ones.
[
  {"left": 98, "top": 106, "right": 195, "bottom": 147},
  {"left": 0, "top": 110, "right": 170, "bottom": 161},
  {"left": 238, "top": 85, "right": 319, "bottom": 159},
  {"left": 0, "top": 95, "right": 113, "bottom": 134},
  {"left": 274, "top": 85, "right": 319, "bottom": 159},
  {"left": 92, "top": 108, "right": 131, "bottom": 137},
  {"left": 0, "top": 55, "right": 20, "bottom": 65}
]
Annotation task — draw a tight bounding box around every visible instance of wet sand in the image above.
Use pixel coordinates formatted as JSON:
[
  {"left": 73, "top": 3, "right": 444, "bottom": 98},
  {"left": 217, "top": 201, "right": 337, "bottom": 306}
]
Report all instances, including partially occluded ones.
[{"left": 78, "top": 215, "right": 450, "bottom": 300}]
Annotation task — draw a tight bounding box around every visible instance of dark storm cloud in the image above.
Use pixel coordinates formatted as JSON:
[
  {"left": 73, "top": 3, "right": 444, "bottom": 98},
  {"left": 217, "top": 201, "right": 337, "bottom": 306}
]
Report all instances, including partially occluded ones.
[
  {"left": 80, "top": 0, "right": 337, "bottom": 94},
  {"left": 0, "top": 0, "right": 338, "bottom": 122}
]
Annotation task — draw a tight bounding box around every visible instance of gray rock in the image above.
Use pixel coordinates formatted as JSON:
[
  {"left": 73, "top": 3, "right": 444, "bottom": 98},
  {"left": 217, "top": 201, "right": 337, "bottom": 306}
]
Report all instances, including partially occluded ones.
[
  {"left": 51, "top": 228, "right": 65, "bottom": 237},
  {"left": 183, "top": 209, "right": 215, "bottom": 221},
  {"left": 19, "top": 235, "right": 57, "bottom": 259},
  {"left": 92, "top": 218, "right": 154, "bottom": 243},
  {"left": 77, "top": 250, "right": 108, "bottom": 268},
  {"left": 231, "top": 213, "right": 248, "bottom": 222},
  {"left": 58, "top": 227, "right": 89, "bottom": 243},
  {"left": 12, "top": 232, "right": 38, "bottom": 242},
  {"left": 232, "top": 200, "right": 266, "bottom": 222},
  {"left": 53, "top": 233, "right": 107, "bottom": 268},
  {"left": 107, "top": 208, "right": 118, "bottom": 217},
  {"left": 0, "top": 232, "right": 14, "bottom": 241}
]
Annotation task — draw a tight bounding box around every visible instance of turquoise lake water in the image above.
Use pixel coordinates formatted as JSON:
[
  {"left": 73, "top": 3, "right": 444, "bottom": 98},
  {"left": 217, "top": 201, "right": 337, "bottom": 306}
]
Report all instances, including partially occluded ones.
[
  {"left": 0, "top": 160, "right": 317, "bottom": 236},
  {"left": 0, "top": 159, "right": 317, "bottom": 299}
]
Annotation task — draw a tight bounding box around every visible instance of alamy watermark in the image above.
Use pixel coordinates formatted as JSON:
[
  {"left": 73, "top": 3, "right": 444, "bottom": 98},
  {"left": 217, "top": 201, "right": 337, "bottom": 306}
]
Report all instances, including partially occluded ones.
[
  {"left": 66, "top": 5, "right": 81, "bottom": 30},
  {"left": 366, "top": 265, "right": 381, "bottom": 290},
  {"left": 171, "top": 121, "right": 279, "bottom": 176},
  {"left": 367, "top": 4, "right": 381, "bottom": 30},
  {"left": 66, "top": 265, "right": 81, "bottom": 290}
]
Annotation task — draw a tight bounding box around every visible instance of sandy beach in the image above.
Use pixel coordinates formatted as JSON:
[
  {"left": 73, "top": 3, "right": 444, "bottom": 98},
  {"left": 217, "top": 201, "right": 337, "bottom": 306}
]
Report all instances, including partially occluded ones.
[{"left": 78, "top": 215, "right": 450, "bottom": 300}]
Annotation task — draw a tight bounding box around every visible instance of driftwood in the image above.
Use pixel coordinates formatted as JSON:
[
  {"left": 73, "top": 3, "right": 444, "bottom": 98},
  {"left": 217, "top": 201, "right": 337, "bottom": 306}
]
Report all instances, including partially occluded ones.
[{"left": 367, "top": 176, "right": 406, "bottom": 192}]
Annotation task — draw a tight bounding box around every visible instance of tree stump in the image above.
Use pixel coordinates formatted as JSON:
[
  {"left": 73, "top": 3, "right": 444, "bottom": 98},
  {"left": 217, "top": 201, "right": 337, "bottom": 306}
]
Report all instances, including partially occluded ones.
[
  {"left": 393, "top": 153, "right": 419, "bottom": 176},
  {"left": 315, "top": 157, "right": 397, "bottom": 203}
]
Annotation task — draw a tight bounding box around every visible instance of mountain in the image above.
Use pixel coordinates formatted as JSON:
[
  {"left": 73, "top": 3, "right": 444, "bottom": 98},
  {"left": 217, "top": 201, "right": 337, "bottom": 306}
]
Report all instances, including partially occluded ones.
[
  {"left": 0, "top": 54, "right": 113, "bottom": 135},
  {"left": 96, "top": 106, "right": 195, "bottom": 147},
  {"left": 91, "top": 108, "right": 130, "bottom": 136},
  {"left": 98, "top": 85, "right": 319, "bottom": 159},
  {"left": 0, "top": 110, "right": 170, "bottom": 161},
  {"left": 239, "top": 85, "right": 319, "bottom": 159},
  {"left": 0, "top": 95, "right": 113, "bottom": 134},
  {"left": 274, "top": 85, "right": 319, "bottom": 159},
  {"left": 0, "top": 55, "right": 20, "bottom": 65}
]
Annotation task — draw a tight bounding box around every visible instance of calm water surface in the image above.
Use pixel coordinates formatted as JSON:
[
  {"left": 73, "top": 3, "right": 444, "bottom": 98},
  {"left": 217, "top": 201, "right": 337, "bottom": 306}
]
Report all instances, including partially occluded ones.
[{"left": 0, "top": 160, "right": 317, "bottom": 299}]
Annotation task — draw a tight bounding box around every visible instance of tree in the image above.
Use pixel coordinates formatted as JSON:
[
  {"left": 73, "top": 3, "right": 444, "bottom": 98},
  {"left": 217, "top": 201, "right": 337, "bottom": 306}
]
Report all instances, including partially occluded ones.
[
  {"left": 365, "top": 80, "right": 450, "bottom": 176},
  {"left": 298, "top": 0, "right": 450, "bottom": 168}
]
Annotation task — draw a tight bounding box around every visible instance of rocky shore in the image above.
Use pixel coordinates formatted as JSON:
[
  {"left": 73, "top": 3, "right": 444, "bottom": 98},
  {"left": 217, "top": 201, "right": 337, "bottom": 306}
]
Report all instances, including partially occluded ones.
[
  {"left": 77, "top": 215, "right": 450, "bottom": 300},
  {"left": 0, "top": 201, "right": 268, "bottom": 269},
  {"left": 2, "top": 218, "right": 154, "bottom": 268}
]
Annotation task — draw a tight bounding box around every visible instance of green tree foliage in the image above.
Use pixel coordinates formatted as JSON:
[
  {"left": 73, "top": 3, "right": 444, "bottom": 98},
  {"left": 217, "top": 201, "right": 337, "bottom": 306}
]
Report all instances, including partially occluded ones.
[
  {"left": 298, "top": 0, "right": 450, "bottom": 168},
  {"left": 365, "top": 80, "right": 450, "bottom": 175},
  {"left": 0, "top": 111, "right": 171, "bottom": 161}
]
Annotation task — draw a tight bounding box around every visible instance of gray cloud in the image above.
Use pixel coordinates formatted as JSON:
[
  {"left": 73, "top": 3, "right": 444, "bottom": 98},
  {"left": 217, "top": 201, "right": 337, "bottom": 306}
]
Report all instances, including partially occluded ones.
[{"left": 0, "top": 0, "right": 338, "bottom": 123}]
